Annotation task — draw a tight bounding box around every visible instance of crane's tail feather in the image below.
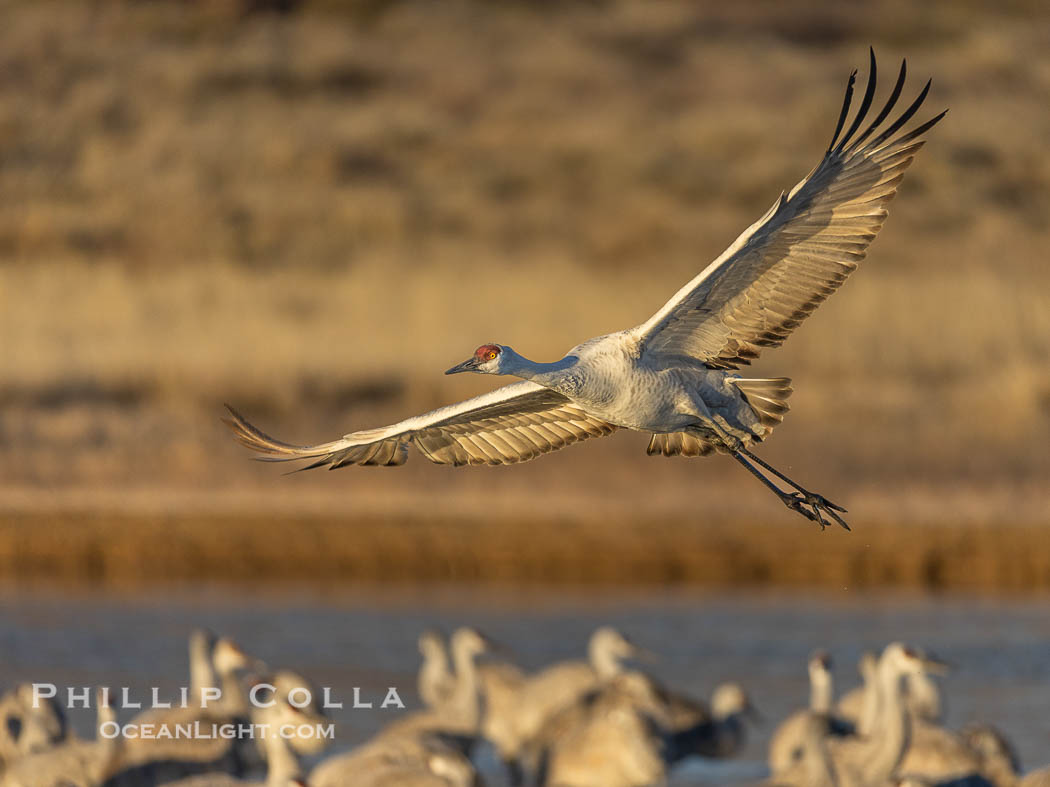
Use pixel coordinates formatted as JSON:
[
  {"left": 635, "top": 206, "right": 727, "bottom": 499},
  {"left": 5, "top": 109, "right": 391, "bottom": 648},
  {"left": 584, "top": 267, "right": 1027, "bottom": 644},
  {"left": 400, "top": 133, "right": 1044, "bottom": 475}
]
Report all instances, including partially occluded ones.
[
  {"left": 730, "top": 377, "right": 793, "bottom": 432},
  {"left": 646, "top": 432, "right": 718, "bottom": 457}
]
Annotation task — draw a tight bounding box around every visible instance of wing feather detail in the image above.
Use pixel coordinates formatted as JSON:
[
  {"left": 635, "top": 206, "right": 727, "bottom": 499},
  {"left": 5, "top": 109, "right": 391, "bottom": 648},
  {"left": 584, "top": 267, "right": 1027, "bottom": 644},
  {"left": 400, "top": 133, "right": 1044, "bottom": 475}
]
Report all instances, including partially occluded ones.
[
  {"left": 634, "top": 50, "right": 946, "bottom": 369},
  {"left": 223, "top": 381, "right": 617, "bottom": 469}
]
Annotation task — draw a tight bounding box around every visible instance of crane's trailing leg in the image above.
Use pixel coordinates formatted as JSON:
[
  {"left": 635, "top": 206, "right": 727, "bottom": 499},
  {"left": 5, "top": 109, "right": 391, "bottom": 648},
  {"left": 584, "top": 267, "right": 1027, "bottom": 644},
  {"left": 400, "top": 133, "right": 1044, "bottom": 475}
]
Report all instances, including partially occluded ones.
[
  {"left": 740, "top": 447, "right": 849, "bottom": 526},
  {"left": 686, "top": 415, "right": 849, "bottom": 531},
  {"left": 731, "top": 450, "right": 850, "bottom": 531}
]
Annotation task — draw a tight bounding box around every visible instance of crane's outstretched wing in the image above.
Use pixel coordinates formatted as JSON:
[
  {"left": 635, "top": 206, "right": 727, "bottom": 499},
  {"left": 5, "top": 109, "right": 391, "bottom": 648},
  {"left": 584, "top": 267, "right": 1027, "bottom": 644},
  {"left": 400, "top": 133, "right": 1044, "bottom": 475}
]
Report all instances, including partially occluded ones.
[
  {"left": 634, "top": 50, "right": 946, "bottom": 369},
  {"left": 224, "top": 381, "right": 617, "bottom": 469}
]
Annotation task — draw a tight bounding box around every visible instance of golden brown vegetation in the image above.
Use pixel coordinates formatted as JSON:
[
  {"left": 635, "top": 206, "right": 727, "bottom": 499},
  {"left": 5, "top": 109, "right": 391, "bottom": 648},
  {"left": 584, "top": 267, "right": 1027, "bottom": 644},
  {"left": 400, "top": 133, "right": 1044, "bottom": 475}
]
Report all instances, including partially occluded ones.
[{"left": 1, "top": 0, "right": 1048, "bottom": 588}]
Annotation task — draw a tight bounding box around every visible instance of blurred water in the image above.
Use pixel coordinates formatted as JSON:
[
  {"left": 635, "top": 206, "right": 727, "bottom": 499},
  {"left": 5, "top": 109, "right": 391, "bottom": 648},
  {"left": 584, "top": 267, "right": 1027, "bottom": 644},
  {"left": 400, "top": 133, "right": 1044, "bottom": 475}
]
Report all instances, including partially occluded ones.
[{"left": 1, "top": 585, "right": 1048, "bottom": 784}]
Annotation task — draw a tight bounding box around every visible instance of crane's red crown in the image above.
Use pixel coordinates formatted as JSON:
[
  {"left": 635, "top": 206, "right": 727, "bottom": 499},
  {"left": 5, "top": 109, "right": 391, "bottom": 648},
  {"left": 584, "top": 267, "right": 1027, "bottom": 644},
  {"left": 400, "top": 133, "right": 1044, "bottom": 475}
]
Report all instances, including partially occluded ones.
[{"left": 475, "top": 344, "right": 501, "bottom": 361}]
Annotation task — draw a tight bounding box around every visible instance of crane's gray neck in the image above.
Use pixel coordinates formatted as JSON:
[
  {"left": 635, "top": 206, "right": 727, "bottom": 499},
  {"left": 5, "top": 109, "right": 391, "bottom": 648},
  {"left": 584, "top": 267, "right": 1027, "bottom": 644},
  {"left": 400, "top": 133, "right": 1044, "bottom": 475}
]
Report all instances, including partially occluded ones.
[
  {"left": 810, "top": 666, "right": 833, "bottom": 714},
  {"left": 218, "top": 666, "right": 248, "bottom": 717},
  {"left": 904, "top": 671, "right": 941, "bottom": 722},
  {"left": 92, "top": 702, "right": 122, "bottom": 782},
  {"left": 189, "top": 632, "right": 216, "bottom": 698},
  {"left": 589, "top": 640, "right": 624, "bottom": 680},
  {"left": 859, "top": 658, "right": 911, "bottom": 781},
  {"left": 857, "top": 662, "right": 879, "bottom": 736},
  {"left": 419, "top": 642, "right": 452, "bottom": 709},
  {"left": 263, "top": 727, "right": 302, "bottom": 784},
  {"left": 499, "top": 348, "right": 576, "bottom": 387},
  {"left": 448, "top": 641, "right": 481, "bottom": 728}
]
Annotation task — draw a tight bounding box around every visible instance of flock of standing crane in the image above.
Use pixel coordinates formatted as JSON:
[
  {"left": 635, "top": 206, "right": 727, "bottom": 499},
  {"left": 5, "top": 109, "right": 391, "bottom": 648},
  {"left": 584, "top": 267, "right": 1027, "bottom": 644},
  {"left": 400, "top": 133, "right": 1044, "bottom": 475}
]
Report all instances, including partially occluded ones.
[{"left": 0, "top": 626, "right": 1047, "bottom": 787}]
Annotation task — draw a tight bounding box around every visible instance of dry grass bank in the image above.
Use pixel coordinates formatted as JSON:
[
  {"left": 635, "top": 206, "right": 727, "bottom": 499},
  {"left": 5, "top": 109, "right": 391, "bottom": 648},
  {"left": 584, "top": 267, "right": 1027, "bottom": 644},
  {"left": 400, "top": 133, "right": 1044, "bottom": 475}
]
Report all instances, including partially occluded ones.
[
  {"left": 1, "top": 486, "right": 1048, "bottom": 591},
  {"left": 0, "top": 0, "right": 1047, "bottom": 586}
]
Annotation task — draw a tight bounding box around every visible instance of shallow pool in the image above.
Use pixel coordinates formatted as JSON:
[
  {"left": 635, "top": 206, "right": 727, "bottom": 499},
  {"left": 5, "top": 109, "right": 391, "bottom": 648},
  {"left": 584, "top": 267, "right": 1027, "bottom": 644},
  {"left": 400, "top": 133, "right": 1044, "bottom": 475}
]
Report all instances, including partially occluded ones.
[{"left": 1, "top": 585, "right": 1047, "bottom": 783}]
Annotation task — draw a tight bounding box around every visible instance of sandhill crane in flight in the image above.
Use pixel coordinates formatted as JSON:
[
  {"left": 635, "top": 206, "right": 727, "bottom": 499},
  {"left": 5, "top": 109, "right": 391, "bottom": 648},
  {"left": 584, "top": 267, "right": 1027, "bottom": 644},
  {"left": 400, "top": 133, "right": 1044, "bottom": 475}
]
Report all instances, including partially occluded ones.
[{"left": 225, "top": 50, "right": 945, "bottom": 529}]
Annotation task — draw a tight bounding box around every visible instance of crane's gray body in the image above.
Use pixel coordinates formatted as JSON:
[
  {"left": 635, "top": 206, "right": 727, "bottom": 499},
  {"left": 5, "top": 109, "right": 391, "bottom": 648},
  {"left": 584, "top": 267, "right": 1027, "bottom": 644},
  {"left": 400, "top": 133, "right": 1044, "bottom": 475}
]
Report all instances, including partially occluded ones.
[{"left": 513, "top": 333, "right": 764, "bottom": 446}]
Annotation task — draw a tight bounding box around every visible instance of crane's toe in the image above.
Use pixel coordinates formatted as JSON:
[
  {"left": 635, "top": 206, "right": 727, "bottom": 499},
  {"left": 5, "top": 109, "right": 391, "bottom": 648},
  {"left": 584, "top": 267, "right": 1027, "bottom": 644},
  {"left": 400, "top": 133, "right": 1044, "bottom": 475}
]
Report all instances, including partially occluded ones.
[
  {"left": 781, "top": 491, "right": 851, "bottom": 531},
  {"left": 782, "top": 493, "right": 821, "bottom": 526},
  {"left": 813, "top": 495, "right": 848, "bottom": 514},
  {"left": 821, "top": 505, "right": 851, "bottom": 531},
  {"left": 805, "top": 493, "right": 851, "bottom": 532}
]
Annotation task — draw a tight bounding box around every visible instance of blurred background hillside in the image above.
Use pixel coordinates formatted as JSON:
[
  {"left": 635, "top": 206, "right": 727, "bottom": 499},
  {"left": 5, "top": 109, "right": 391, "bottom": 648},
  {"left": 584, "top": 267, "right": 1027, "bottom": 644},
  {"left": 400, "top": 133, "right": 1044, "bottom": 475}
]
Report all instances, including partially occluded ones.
[{"left": 1, "top": 0, "right": 1048, "bottom": 589}]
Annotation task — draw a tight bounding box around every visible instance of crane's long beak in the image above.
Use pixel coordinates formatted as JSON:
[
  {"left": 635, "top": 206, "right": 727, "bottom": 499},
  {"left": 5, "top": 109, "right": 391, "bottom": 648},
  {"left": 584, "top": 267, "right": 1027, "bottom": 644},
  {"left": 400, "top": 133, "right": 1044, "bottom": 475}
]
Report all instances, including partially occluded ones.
[
  {"left": 480, "top": 634, "right": 512, "bottom": 657},
  {"left": 920, "top": 653, "right": 953, "bottom": 675},
  {"left": 630, "top": 645, "right": 660, "bottom": 664},
  {"left": 744, "top": 702, "right": 764, "bottom": 725},
  {"left": 445, "top": 357, "right": 481, "bottom": 375},
  {"left": 902, "top": 645, "right": 952, "bottom": 675}
]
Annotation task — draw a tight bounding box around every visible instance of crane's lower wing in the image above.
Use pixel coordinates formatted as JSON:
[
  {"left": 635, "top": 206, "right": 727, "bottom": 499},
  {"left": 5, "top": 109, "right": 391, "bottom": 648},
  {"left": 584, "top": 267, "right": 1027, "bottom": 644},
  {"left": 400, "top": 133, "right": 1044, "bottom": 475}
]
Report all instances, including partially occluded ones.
[
  {"left": 224, "top": 381, "right": 617, "bottom": 469},
  {"left": 634, "top": 50, "right": 946, "bottom": 369}
]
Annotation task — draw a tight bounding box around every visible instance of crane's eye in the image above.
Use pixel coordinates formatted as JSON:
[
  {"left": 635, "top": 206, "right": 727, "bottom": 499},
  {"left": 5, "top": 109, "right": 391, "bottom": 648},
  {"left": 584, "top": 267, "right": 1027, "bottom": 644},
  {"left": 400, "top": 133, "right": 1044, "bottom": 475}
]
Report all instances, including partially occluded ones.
[{"left": 474, "top": 344, "right": 501, "bottom": 361}]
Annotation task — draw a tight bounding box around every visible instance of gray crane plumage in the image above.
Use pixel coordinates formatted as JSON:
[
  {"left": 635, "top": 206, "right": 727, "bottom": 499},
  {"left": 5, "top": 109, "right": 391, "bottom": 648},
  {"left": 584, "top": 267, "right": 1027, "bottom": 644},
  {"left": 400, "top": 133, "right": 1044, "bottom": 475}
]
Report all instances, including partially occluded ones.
[
  {"left": 0, "top": 684, "right": 68, "bottom": 770},
  {"left": 0, "top": 692, "right": 117, "bottom": 787},
  {"left": 418, "top": 629, "right": 456, "bottom": 711},
  {"left": 310, "top": 732, "right": 476, "bottom": 787},
  {"left": 161, "top": 697, "right": 310, "bottom": 787},
  {"left": 768, "top": 651, "right": 856, "bottom": 778},
  {"left": 224, "top": 50, "right": 944, "bottom": 528},
  {"left": 482, "top": 626, "right": 646, "bottom": 778}
]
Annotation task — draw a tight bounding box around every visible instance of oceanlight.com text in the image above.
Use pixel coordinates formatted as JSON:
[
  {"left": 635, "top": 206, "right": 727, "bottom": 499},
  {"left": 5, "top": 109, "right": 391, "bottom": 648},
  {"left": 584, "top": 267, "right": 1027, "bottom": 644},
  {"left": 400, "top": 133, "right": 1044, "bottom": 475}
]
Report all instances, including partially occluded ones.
[{"left": 98, "top": 721, "right": 337, "bottom": 741}]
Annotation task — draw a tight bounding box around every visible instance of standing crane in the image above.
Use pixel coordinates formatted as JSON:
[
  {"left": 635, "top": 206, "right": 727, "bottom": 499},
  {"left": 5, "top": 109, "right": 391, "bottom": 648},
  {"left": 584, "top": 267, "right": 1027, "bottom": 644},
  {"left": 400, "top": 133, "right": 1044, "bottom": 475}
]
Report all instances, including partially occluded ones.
[{"left": 224, "top": 50, "right": 945, "bottom": 529}]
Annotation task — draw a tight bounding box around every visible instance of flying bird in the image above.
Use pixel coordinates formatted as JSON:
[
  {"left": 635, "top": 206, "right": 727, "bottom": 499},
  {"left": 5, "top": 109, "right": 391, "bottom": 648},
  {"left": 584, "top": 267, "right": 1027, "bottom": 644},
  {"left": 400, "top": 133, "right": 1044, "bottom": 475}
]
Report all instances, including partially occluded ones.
[{"left": 224, "top": 51, "right": 945, "bottom": 529}]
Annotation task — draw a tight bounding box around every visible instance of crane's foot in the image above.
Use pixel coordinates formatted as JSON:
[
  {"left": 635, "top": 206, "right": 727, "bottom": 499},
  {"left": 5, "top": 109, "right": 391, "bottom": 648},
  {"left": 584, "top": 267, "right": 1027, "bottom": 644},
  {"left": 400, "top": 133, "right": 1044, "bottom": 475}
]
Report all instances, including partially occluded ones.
[
  {"left": 731, "top": 449, "right": 850, "bottom": 531},
  {"left": 735, "top": 447, "right": 849, "bottom": 531},
  {"left": 782, "top": 491, "right": 850, "bottom": 531}
]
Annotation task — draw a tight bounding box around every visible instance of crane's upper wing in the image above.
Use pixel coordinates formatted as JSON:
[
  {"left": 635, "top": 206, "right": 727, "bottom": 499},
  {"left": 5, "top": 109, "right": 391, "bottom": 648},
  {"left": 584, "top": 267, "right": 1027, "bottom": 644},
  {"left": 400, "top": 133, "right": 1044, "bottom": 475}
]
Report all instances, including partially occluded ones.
[
  {"left": 634, "top": 51, "right": 946, "bottom": 369},
  {"left": 223, "top": 381, "right": 617, "bottom": 469}
]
